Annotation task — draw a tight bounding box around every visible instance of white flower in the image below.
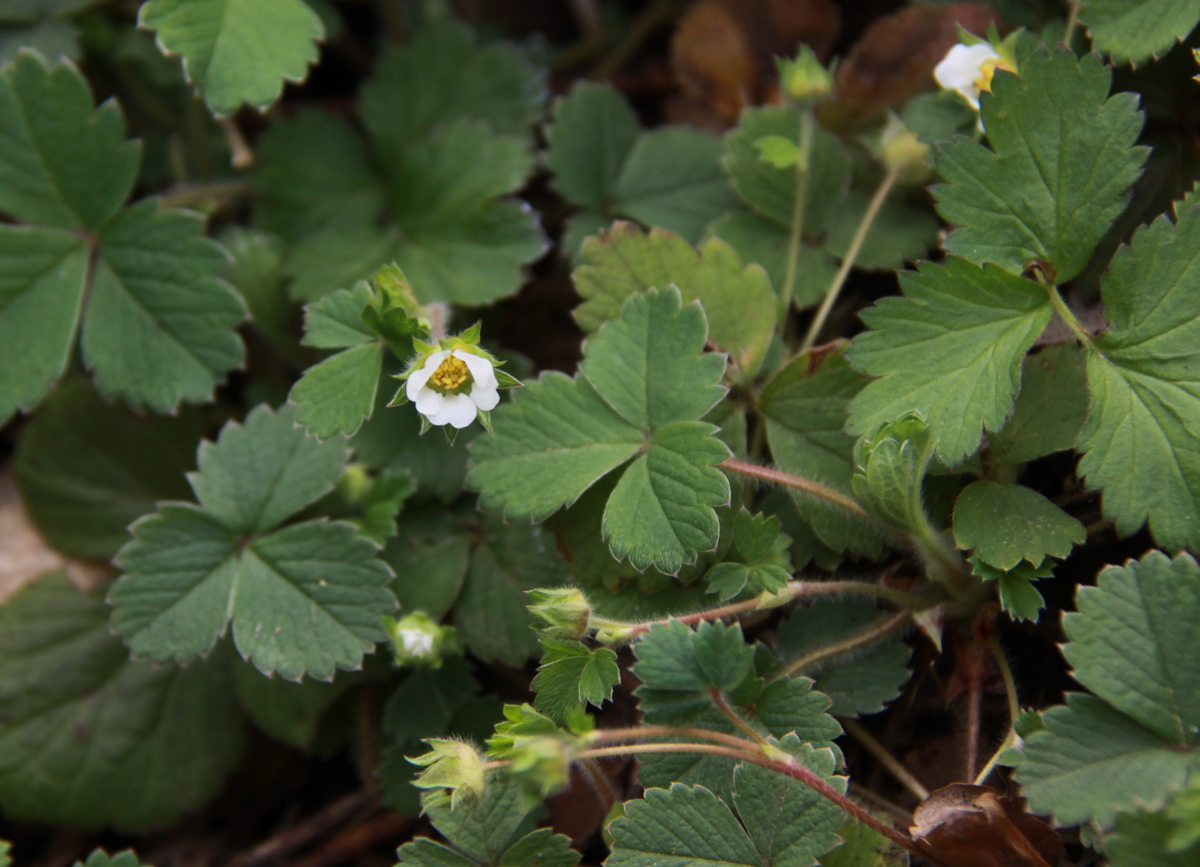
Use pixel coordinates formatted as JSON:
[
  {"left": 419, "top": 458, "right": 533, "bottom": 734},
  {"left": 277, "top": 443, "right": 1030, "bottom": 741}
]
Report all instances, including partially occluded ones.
[
  {"left": 398, "top": 628, "right": 435, "bottom": 658},
  {"left": 406, "top": 348, "right": 499, "bottom": 429},
  {"left": 934, "top": 43, "right": 1004, "bottom": 110}
]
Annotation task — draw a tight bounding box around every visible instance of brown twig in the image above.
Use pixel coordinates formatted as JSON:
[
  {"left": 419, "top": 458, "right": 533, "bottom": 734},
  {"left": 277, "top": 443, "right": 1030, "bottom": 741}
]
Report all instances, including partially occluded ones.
[
  {"left": 228, "top": 791, "right": 375, "bottom": 867},
  {"left": 291, "top": 810, "right": 416, "bottom": 867}
]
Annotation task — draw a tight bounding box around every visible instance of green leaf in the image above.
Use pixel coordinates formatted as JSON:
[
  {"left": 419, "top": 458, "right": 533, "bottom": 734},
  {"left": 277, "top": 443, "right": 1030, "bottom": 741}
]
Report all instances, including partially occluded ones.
[
  {"left": 383, "top": 660, "right": 479, "bottom": 745},
  {"left": 572, "top": 223, "right": 776, "bottom": 379},
  {"left": 776, "top": 597, "right": 912, "bottom": 717},
  {"left": 1078, "top": 0, "right": 1200, "bottom": 66},
  {"left": 0, "top": 52, "right": 138, "bottom": 230},
  {"left": 818, "top": 818, "right": 896, "bottom": 867},
  {"left": 762, "top": 350, "right": 886, "bottom": 559},
  {"left": 580, "top": 286, "right": 726, "bottom": 430},
  {"left": 1063, "top": 551, "right": 1200, "bottom": 745},
  {"left": 221, "top": 228, "right": 293, "bottom": 347},
  {"left": 952, "top": 482, "right": 1084, "bottom": 570},
  {"left": 1077, "top": 205, "right": 1200, "bottom": 551},
  {"left": 383, "top": 518, "right": 471, "bottom": 620},
  {"left": 850, "top": 413, "right": 937, "bottom": 539},
  {"left": 1109, "top": 806, "right": 1200, "bottom": 867},
  {"left": 291, "top": 327, "right": 385, "bottom": 440},
  {"left": 823, "top": 192, "right": 939, "bottom": 272},
  {"left": 531, "top": 638, "right": 620, "bottom": 722},
  {"left": 453, "top": 520, "right": 569, "bottom": 666},
  {"left": 998, "top": 569, "right": 1049, "bottom": 623},
  {"left": 1016, "top": 551, "right": 1200, "bottom": 826},
  {"left": 189, "top": 403, "right": 348, "bottom": 535},
  {"left": 109, "top": 406, "right": 396, "bottom": 679},
  {"left": 0, "top": 573, "right": 244, "bottom": 830},
  {"left": 75, "top": 850, "right": 149, "bottom": 867},
  {"left": 0, "top": 226, "right": 87, "bottom": 423},
  {"left": 498, "top": 829, "right": 580, "bottom": 867},
  {"left": 846, "top": 258, "right": 1053, "bottom": 465},
  {"left": 423, "top": 776, "right": 538, "bottom": 863},
  {"left": 608, "top": 784, "right": 762, "bottom": 867},
  {"left": 755, "top": 135, "right": 802, "bottom": 169},
  {"left": 988, "top": 344, "right": 1088, "bottom": 464},
  {"left": 602, "top": 422, "right": 731, "bottom": 574},
  {"left": 253, "top": 110, "right": 386, "bottom": 243},
  {"left": 469, "top": 288, "right": 731, "bottom": 574},
  {"left": 724, "top": 105, "right": 851, "bottom": 237},
  {"left": 634, "top": 621, "right": 754, "bottom": 695},
  {"left": 704, "top": 510, "right": 792, "bottom": 600},
  {"left": 284, "top": 226, "right": 400, "bottom": 303},
  {"left": 1017, "top": 693, "right": 1193, "bottom": 827},
  {"left": 933, "top": 47, "right": 1146, "bottom": 283},
  {"left": 545, "top": 82, "right": 737, "bottom": 249},
  {"left": 709, "top": 211, "right": 840, "bottom": 309},
  {"left": 545, "top": 82, "right": 640, "bottom": 211},
  {"left": 0, "top": 20, "right": 79, "bottom": 66},
  {"left": 733, "top": 741, "right": 847, "bottom": 867},
  {"left": 83, "top": 202, "right": 247, "bottom": 412},
  {"left": 13, "top": 378, "right": 197, "bottom": 559},
  {"left": 358, "top": 19, "right": 543, "bottom": 152},
  {"left": 139, "top": 0, "right": 325, "bottom": 114}
]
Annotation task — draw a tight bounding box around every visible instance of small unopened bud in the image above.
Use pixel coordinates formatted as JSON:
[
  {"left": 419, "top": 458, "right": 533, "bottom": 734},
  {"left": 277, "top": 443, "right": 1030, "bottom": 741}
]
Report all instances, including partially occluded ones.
[
  {"left": 880, "top": 112, "right": 930, "bottom": 176},
  {"left": 527, "top": 587, "right": 591, "bottom": 639},
  {"left": 409, "top": 738, "right": 487, "bottom": 810},
  {"left": 385, "top": 612, "right": 455, "bottom": 667},
  {"left": 508, "top": 736, "right": 573, "bottom": 809},
  {"left": 592, "top": 621, "right": 637, "bottom": 645},
  {"left": 777, "top": 46, "right": 833, "bottom": 102}
]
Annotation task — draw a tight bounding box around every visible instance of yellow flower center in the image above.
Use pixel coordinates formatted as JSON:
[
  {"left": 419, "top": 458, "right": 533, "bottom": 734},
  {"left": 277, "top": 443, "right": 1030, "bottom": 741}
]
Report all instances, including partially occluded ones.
[
  {"left": 974, "top": 57, "right": 1012, "bottom": 95},
  {"left": 430, "top": 355, "right": 471, "bottom": 391}
]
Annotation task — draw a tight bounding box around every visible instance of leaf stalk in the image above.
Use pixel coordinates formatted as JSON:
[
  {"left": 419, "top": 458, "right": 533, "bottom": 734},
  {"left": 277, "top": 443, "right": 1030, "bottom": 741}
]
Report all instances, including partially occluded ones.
[{"left": 781, "top": 108, "right": 815, "bottom": 321}]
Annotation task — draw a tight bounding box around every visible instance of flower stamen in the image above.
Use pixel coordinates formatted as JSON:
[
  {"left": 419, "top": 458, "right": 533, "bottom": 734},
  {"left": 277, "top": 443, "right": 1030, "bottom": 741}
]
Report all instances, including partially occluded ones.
[{"left": 430, "top": 356, "right": 472, "bottom": 391}]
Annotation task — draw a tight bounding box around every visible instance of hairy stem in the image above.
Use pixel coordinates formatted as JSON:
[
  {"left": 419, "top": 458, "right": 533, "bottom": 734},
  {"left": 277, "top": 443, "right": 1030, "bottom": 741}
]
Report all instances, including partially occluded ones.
[
  {"left": 780, "top": 609, "right": 911, "bottom": 678},
  {"left": 781, "top": 109, "right": 815, "bottom": 320},
  {"left": 218, "top": 115, "right": 254, "bottom": 169},
  {"left": 800, "top": 162, "right": 904, "bottom": 353},
  {"left": 720, "top": 458, "right": 877, "bottom": 524},
  {"left": 591, "top": 726, "right": 763, "bottom": 754},
  {"left": 974, "top": 635, "right": 1020, "bottom": 784},
  {"left": 840, "top": 718, "right": 929, "bottom": 801},
  {"left": 712, "top": 691, "right": 769, "bottom": 745}
]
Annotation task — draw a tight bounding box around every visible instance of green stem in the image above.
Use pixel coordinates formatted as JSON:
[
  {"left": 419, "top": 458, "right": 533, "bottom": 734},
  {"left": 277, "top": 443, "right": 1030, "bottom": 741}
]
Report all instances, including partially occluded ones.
[
  {"left": 800, "top": 163, "right": 904, "bottom": 353},
  {"left": 1063, "top": 0, "right": 1081, "bottom": 46},
  {"left": 779, "top": 609, "right": 911, "bottom": 678},
  {"left": 591, "top": 726, "right": 762, "bottom": 754},
  {"left": 780, "top": 109, "right": 815, "bottom": 321},
  {"left": 711, "top": 691, "right": 768, "bottom": 746},
  {"left": 158, "top": 179, "right": 251, "bottom": 210},
  {"left": 719, "top": 458, "right": 876, "bottom": 524},
  {"left": 974, "top": 635, "right": 1020, "bottom": 785},
  {"left": 1044, "top": 280, "right": 1096, "bottom": 348}
]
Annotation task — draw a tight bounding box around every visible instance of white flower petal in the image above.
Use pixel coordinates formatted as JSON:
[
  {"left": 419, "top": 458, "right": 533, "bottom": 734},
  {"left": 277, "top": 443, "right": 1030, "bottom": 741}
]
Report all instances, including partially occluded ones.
[
  {"left": 398, "top": 628, "right": 434, "bottom": 656},
  {"left": 414, "top": 387, "right": 444, "bottom": 417},
  {"left": 406, "top": 349, "right": 451, "bottom": 399},
  {"left": 454, "top": 349, "right": 497, "bottom": 390},
  {"left": 933, "top": 43, "right": 998, "bottom": 110},
  {"left": 428, "top": 393, "right": 478, "bottom": 429},
  {"left": 470, "top": 383, "right": 500, "bottom": 411}
]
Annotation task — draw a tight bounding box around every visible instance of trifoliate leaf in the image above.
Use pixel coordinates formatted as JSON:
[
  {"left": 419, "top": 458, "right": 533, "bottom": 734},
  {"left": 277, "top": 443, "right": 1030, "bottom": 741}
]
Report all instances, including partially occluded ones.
[
  {"left": 704, "top": 510, "right": 792, "bottom": 600},
  {"left": 732, "top": 741, "right": 847, "bottom": 867},
  {"left": 1016, "top": 551, "right": 1200, "bottom": 826},
  {"left": 0, "top": 52, "right": 138, "bottom": 230},
  {"left": 0, "top": 573, "right": 244, "bottom": 830},
  {"left": 776, "top": 597, "right": 913, "bottom": 717},
  {"left": 453, "top": 520, "right": 569, "bottom": 666},
  {"left": 358, "top": 19, "right": 544, "bottom": 152},
  {"left": 572, "top": 223, "right": 776, "bottom": 380},
  {"left": 580, "top": 285, "right": 726, "bottom": 431},
  {"left": 190, "top": 404, "right": 348, "bottom": 534},
  {"left": 469, "top": 288, "right": 731, "bottom": 574},
  {"left": 83, "top": 201, "right": 247, "bottom": 412},
  {"left": 139, "top": 0, "right": 325, "bottom": 115},
  {"left": 531, "top": 638, "right": 620, "bottom": 723},
  {"left": 1077, "top": 205, "right": 1200, "bottom": 551},
  {"left": 953, "top": 482, "right": 1084, "bottom": 570},
  {"left": 761, "top": 350, "right": 887, "bottom": 559},
  {"left": 110, "top": 406, "right": 395, "bottom": 679},
  {"left": 724, "top": 105, "right": 851, "bottom": 238},
  {"left": 846, "top": 258, "right": 1053, "bottom": 465},
  {"left": 934, "top": 47, "right": 1146, "bottom": 283},
  {"left": 545, "top": 82, "right": 737, "bottom": 251},
  {"left": 253, "top": 111, "right": 386, "bottom": 243},
  {"left": 1078, "top": 0, "right": 1200, "bottom": 66},
  {"left": 988, "top": 343, "right": 1088, "bottom": 464},
  {"left": 13, "top": 378, "right": 197, "bottom": 559},
  {"left": 608, "top": 784, "right": 762, "bottom": 867}
]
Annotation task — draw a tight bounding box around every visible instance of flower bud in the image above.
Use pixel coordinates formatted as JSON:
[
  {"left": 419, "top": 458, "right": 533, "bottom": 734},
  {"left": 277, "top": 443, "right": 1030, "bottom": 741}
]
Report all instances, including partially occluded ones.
[
  {"left": 527, "top": 587, "right": 591, "bottom": 639},
  {"left": 408, "top": 738, "right": 487, "bottom": 810},
  {"left": 385, "top": 612, "right": 455, "bottom": 667},
  {"left": 777, "top": 46, "right": 833, "bottom": 102},
  {"left": 879, "top": 112, "right": 930, "bottom": 177},
  {"left": 507, "top": 736, "right": 573, "bottom": 809}
]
